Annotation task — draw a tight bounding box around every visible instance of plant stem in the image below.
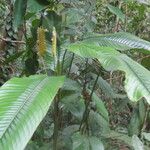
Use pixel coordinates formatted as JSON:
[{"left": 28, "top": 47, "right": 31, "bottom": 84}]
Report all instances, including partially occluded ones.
[
  {"left": 90, "top": 71, "right": 100, "bottom": 100},
  {"left": 61, "top": 49, "right": 67, "bottom": 74},
  {"left": 141, "top": 105, "right": 149, "bottom": 133},
  {"left": 68, "top": 53, "right": 74, "bottom": 76},
  {"left": 40, "top": 56, "right": 48, "bottom": 75},
  {"left": 53, "top": 46, "right": 62, "bottom": 150},
  {"left": 53, "top": 94, "right": 60, "bottom": 150},
  {"left": 79, "top": 59, "right": 90, "bottom": 133},
  {"left": 80, "top": 70, "right": 100, "bottom": 134}
]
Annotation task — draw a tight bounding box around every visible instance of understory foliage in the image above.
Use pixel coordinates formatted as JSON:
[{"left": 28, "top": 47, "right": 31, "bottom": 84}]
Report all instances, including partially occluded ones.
[{"left": 0, "top": 0, "right": 150, "bottom": 150}]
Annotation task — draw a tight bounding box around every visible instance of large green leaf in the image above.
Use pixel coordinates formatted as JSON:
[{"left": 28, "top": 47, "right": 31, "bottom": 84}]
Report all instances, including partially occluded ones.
[
  {"left": 83, "top": 32, "right": 150, "bottom": 51},
  {"left": 0, "top": 75, "right": 64, "bottom": 150},
  {"left": 67, "top": 43, "right": 150, "bottom": 104}
]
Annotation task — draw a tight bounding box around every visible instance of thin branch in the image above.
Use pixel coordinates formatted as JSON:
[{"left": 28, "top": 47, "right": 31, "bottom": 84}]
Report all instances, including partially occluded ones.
[
  {"left": 90, "top": 71, "right": 100, "bottom": 100},
  {"left": 137, "top": 55, "right": 150, "bottom": 62},
  {"left": 0, "top": 36, "right": 25, "bottom": 44}
]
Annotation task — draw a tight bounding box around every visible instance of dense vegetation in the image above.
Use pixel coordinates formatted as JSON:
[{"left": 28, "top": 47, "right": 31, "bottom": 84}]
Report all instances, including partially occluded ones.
[{"left": 0, "top": 0, "right": 150, "bottom": 149}]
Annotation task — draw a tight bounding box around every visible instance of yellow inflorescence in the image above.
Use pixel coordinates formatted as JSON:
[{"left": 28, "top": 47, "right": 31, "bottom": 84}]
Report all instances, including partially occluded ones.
[
  {"left": 37, "top": 27, "right": 47, "bottom": 56},
  {"left": 51, "top": 27, "right": 57, "bottom": 58}
]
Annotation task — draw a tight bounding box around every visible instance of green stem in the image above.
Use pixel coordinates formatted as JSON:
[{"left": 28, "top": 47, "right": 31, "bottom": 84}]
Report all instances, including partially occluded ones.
[
  {"left": 90, "top": 71, "right": 100, "bottom": 100},
  {"left": 141, "top": 105, "right": 149, "bottom": 133},
  {"left": 53, "top": 47, "right": 62, "bottom": 149},
  {"left": 68, "top": 53, "right": 74, "bottom": 76},
  {"left": 53, "top": 94, "right": 59, "bottom": 150},
  {"left": 61, "top": 49, "right": 67, "bottom": 74},
  {"left": 79, "top": 59, "right": 89, "bottom": 133},
  {"left": 80, "top": 70, "right": 100, "bottom": 134}
]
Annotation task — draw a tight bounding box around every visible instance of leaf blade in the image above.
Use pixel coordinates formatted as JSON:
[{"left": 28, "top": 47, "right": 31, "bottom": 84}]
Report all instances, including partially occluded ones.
[{"left": 0, "top": 75, "right": 64, "bottom": 150}]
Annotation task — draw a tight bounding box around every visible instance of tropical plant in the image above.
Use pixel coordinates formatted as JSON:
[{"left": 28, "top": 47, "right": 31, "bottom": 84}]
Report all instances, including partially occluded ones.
[{"left": 0, "top": 0, "right": 150, "bottom": 150}]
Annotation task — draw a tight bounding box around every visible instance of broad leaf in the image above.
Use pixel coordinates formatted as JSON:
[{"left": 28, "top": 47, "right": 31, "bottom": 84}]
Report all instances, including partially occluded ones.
[
  {"left": 67, "top": 43, "right": 150, "bottom": 104},
  {"left": 0, "top": 75, "right": 64, "bottom": 150},
  {"left": 83, "top": 32, "right": 150, "bottom": 51},
  {"left": 89, "top": 110, "right": 110, "bottom": 134}
]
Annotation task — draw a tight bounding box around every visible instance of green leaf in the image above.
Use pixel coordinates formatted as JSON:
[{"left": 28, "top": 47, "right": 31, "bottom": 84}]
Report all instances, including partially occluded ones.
[
  {"left": 136, "top": 0, "right": 150, "bottom": 5},
  {"left": 83, "top": 32, "right": 150, "bottom": 51},
  {"left": 64, "top": 8, "right": 83, "bottom": 25},
  {"left": 72, "top": 132, "right": 89, "bottom": 150},
  {"left": 92, "top": 93, "right": 109, "bottom": 122},
  {"left": 107, "top": 4, "right": 125, "bottom": 22},
  {"left": 67, "top": 42, "right": 150, "bottom": 104},
  {"left": 91, "top": 73, "right": 117, "bottom": 99},
  {"left": 102, "top": 130, "right": 133, "bottom": 148},
  {"left": 72, "top": 132, "right": 104, "bottom": 150},
  {"left": 89, "top": 137, "right": 104, "bottom": 150},
  {"left": 13, "top": 0, "right": 27, "bottom": 28},
  {"left": 128, "top": 109, "right": 141, "bottom": 135},
  {"left": 103, "top": 131, "right": 150, "bottom": 150},
  {"left": 142, "top": 132, "right": 150, "bottom": 142},
  {"left": 62, "top": 96, "right": 85, "bottom": 120},
  {"left": 0, "top": 75, "right": 64, "bottom": 150},
  {"left": 139, "top": 101, "right": 146, "bottom": 123},
  {"left": 89, "top": 111, "right": 110, "bottom": 134},
  {"left": 132, "top": 135, "right": 144, "bottom": 150},
  {"left": 27, "top": 0, "right": 45, "bottom": 13}
]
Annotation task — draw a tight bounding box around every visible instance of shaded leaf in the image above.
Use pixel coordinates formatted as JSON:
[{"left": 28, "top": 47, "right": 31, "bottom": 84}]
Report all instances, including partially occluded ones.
[
  {"left": 92, "top": 93, "right": 109, "bottom": 122},
  {"left": 72, "top": 132, "right": 104, "bottom": 150}
]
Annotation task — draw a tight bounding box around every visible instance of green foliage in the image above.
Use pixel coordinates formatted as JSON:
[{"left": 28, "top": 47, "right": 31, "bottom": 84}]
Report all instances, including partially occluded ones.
[
  {"left": 72, "top": 132, "right": 104, "bottom": 150},
  {"left": 0, "top": 0, "right": 150, "bottom": 149},
  {"left": 67, "top": 42, "right": 150, "bottom": 104},
  {"left": 84, "top": 32, "right": 150, "bottom": 51},
  {"left": 107, "top": 4, "right": 125, "bottom": 22},
  {"left": 0, "top": 75, "right": 64, "bottom": 150}
]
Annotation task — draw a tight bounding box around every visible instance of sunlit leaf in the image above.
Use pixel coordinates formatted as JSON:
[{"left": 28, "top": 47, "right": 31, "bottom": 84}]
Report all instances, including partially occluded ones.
[
  {"left": 67, "top": 42, "right": 150, "bottom": 104},
  {"left": 0, "top": 75, "right": 64, "bottom": 150}
]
